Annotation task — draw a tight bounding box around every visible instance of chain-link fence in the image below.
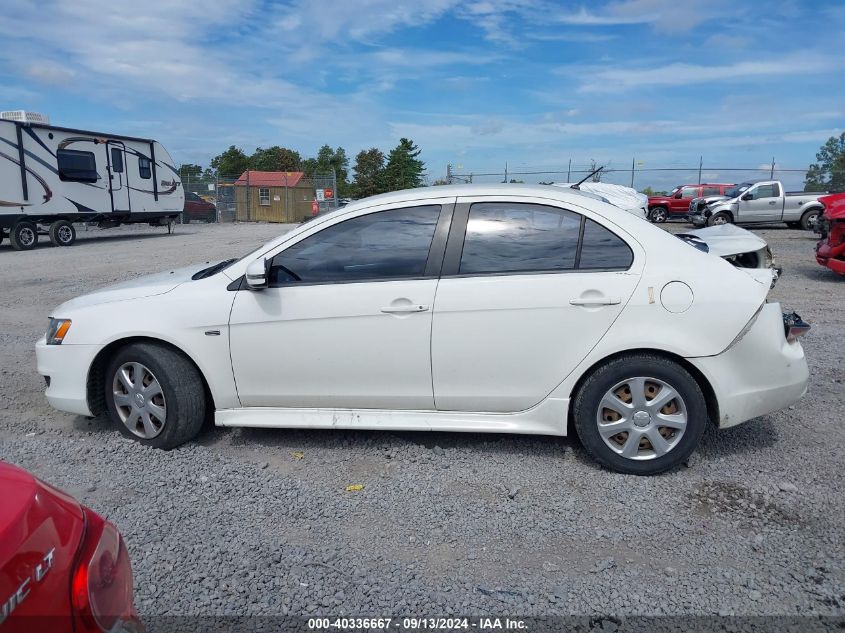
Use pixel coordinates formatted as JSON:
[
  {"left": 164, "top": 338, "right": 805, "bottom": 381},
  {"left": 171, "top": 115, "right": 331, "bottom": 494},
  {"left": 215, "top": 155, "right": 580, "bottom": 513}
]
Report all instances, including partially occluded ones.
[
  {"left": 446, "top": 158, "right": 843, "bottom": 194},
  {"left": 180, "top": 170, "right": 340, "bottom": 224}
]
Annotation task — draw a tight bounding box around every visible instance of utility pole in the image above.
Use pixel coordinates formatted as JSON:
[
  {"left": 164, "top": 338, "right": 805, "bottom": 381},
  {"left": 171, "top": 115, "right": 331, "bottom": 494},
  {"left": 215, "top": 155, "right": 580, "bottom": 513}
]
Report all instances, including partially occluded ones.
[
  {"left": 630, "top": 157, "right": 635, "bottom": 188},
  {"left": 698, "top": 156, "right": 703, "bottom": 184},
  {"left": 770, "top": 157, "right": 776, "bottom": 180},
  {"left": 446, "top": 163, "right": 452, "bottom": 184},
  {"left": 504, "top": 161, "right": 508, "bottom": 183},
  {"left": 567, "top": 159, "right": 571, "bottom": 182}
]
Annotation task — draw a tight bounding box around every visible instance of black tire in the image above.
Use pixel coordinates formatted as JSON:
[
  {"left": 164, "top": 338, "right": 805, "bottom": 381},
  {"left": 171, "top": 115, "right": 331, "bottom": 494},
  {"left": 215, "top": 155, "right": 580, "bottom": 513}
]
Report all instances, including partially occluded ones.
[
  {"left": 10, "top": 221, "right": 38, "bottom": 250},
  {"left": 707, "top": 211, "right": 731, "bottom": 227},
  {"left": 800, "top": 208, "right": 821, "bottom": 231},
  {"left": 104, "top": 342, "right": 206, "bottom": 450},
  {"left": 648, "top": 207, "right": 668, "bottom": 223},
  {"left": 48, "top": 220, "right": 76, "bottom": 246},
  {"left": 573, "top": 354, "right": 708, "bottom": 475}
]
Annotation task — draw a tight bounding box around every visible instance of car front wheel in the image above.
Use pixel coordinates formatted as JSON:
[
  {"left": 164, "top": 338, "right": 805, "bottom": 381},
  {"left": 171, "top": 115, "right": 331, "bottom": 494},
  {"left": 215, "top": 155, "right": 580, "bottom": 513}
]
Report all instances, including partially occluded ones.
[
  {"left": 573, "top": 354, "right": 708, "bottom": 475},
  {"left": 648, "top": 207, "right": 668, "bottom": 223},
  {"left": 105, "top": 342, "right": 206, "bottom": 449},
  {"left": 708, "top": 211, "right": 731, "bottom": 226}
]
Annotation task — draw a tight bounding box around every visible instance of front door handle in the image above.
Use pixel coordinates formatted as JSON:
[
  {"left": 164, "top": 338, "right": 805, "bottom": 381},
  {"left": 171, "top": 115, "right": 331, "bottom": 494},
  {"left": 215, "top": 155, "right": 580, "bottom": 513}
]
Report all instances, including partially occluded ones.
[
  {"left": 570, "top": 297, "right": 621, "bottom": 306},
  {"left": 381, "top": 304, "right": 429, "bottom": 313},
  {"left": 768, "top": 201, "right": 777, "bottom": 205}
]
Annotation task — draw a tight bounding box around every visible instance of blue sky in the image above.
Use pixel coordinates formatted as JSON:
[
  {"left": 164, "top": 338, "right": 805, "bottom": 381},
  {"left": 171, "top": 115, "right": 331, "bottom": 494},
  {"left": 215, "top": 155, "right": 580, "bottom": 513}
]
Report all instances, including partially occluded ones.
[{"left": 1, "top": 0, "right": 843, "bottom": 190}]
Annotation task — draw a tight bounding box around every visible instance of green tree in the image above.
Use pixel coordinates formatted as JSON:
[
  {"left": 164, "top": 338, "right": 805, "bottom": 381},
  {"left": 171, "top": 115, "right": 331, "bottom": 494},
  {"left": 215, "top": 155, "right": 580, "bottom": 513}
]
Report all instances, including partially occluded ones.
[
  {"left": 249, "top": 146, "right": 302, "bottom": 172},
  {"left": 178, "top": 163, "right": 203, "bottom": 183},
  {"left": 210, "top": 145, "right": 249, "bottom": 178},
  {"left": 382, "top": 138, "right": 425, "bottom": 191},
  {"left": 352, "top": 148, "right": 386, "bottom": 198},
  {"left": 304, "top": 145, "right": 352, "bottom": 196},
  {"left": 805, "top": 132, "right": 845, "bottom": 192}
]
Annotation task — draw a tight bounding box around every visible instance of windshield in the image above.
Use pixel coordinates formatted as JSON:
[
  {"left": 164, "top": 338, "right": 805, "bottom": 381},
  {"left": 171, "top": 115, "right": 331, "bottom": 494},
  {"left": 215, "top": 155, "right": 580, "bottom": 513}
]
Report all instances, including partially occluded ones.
[{"left": 725, "top": 182, "right": 752, "bottom": 198}]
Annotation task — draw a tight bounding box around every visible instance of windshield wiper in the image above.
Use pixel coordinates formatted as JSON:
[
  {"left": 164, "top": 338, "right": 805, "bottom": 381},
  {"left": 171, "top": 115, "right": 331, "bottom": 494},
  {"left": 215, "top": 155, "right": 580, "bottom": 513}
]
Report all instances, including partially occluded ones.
[{"left": 192, "top": 258, "right": 237, "bottom": 280}]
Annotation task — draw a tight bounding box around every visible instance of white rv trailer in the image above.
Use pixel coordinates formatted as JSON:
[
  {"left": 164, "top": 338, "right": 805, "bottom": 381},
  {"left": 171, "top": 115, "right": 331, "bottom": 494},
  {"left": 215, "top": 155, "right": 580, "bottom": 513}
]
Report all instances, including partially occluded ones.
[{"left": 0, "top": 112, "right": 184, "bottom": 250}]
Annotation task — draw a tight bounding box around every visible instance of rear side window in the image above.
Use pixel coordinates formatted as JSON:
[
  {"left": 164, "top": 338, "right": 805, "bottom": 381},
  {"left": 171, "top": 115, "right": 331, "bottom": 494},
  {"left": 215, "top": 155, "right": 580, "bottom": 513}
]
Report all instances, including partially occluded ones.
[
  {"left": 458, "top": 202, "right": 633, "bottom": 274},
  {"left": 702, "top": 186, "right": 720, "bottom": 196},
  {"left": 578, "top": 218, "right": 634, "bottom": 269},
  {"left": 270, "top": 205, "right": 441, "bottom": 284},
  {"left": 57, "top": 149, "right": 98, "bottom": 183},
  {"left": 138, "top": 156, "right": 152, "bottom": 180},
  {"left": 459, "top": 203, "right": 581, "bottom": 274},
  {"left": 110, "top": 147, "right": 124, "bottom": 173}
]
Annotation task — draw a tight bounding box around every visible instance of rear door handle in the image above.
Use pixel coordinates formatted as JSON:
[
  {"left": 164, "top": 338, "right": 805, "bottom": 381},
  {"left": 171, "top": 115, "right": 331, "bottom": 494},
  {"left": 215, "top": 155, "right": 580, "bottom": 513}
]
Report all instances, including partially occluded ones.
[
  {"left": 381, "top": 304, "right": 430, "bottom": 313},
  {"left": 570, "top": 297, "right": 621, "bottom": 306}
]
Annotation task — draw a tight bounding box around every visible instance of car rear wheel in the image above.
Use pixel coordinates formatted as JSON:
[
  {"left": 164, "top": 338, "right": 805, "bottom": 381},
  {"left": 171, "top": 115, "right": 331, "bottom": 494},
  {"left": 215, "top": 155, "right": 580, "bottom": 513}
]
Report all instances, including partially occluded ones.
[
  {"left": 105, "top": 342, "right": 206, "bottom": 450},
  {"left": 49, "top": 220, "right": 76, "bottom": 246},
  {"left": 648, "top": 207, "right": 668, "bottom": 223},
  {"left": 573, "top": 354, "right": 708, "bottom": 475},
  {"left": 10, "top": 220, "right": 38, "bottom": 250},
  {"left": 801, "top": 209, "right": 820, "bottom": 231},
  {"left": 708, "top": 211, "right": 731, "bottom": 226}
]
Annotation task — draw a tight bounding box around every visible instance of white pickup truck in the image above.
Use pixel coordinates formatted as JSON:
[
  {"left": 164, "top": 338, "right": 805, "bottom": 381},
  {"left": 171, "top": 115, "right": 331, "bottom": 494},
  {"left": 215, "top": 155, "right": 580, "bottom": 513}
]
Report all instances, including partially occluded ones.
[{"left": 688, "top": 180, "right": 826, "bottom": 230}]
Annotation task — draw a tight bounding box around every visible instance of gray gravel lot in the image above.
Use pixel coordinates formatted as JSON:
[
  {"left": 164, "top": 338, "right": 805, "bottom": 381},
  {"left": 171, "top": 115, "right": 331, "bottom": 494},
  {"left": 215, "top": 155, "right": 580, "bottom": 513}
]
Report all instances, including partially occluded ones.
[{"left": 0, "top": 221, "right": 843, "bottom": 619}]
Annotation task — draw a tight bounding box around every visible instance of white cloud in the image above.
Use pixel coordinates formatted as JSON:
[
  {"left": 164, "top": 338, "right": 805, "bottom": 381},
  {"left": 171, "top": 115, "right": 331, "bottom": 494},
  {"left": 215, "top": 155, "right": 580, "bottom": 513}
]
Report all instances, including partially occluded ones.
[
  {"left": 569, "top": 54, "right": 839, "bottom": 92},
  {"left": 24, "top": 60, "right": 75, "bottom": 86}
]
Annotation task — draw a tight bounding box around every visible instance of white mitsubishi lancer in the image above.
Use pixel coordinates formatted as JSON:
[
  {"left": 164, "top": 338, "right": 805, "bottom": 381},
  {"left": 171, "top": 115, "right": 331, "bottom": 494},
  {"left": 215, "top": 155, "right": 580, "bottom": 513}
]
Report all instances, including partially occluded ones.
[{"left": 36, "top": 184, "right": 810, "bottom": 475}]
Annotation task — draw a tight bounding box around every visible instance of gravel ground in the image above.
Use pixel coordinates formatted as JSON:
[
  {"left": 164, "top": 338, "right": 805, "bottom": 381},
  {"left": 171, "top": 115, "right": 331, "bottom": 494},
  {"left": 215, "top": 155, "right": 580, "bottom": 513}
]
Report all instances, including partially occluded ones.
[{"left": 0, "top": 221, "right": 843, "bottom": 621}]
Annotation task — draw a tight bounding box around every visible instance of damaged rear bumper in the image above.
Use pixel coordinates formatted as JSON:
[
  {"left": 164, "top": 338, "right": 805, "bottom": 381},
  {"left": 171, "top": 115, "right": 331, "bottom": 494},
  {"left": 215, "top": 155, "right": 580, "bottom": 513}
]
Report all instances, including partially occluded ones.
[{"left": 686, "top": 302, "right": 809, "bottom": 428}]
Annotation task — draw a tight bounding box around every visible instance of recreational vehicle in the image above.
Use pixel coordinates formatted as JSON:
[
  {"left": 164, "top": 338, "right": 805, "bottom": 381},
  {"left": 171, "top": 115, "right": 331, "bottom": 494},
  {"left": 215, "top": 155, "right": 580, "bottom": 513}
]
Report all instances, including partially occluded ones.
[{"left": 0, "top": 111, "right": 183, "bottom": 250}]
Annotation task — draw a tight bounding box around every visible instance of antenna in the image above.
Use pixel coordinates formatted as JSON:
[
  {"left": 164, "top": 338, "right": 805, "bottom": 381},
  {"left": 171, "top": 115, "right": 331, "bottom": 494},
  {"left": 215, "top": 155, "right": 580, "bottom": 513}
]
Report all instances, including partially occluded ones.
[{"left": 570, "top": 165, "right": 604, "bottom": 189}]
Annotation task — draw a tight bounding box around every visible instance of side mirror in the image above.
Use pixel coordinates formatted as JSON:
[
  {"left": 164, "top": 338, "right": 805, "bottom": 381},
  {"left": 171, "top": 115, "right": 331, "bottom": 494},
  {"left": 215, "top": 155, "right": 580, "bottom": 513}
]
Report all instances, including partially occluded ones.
[
  {"left": 245, "top": 258, "right": 269, "bottom": 290},
  {"left": 674, "top": 192, "right": 682, "bottom": 199},
  {"left": 741, "top": 193, "right": 752, "bottom": 201}
]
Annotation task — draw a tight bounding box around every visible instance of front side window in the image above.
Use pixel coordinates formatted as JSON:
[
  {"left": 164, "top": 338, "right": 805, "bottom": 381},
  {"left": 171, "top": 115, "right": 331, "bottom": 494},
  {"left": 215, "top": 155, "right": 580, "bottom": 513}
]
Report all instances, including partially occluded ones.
[
  {"left": 259, "top": 188, "right": 270, "bottom": 206},
  {"left": 459, "top": 203, "right": 581, "bottom": 274},
  {"left": 57, "top": 149, "right": 98, "bottom": 183},
  {"left": 269, "top": 205, "right": 441, "bottom": 285},
  {"left": 751, "top": 184, "right": 778, "bottom": 199},
  {"left": 138, "top": 156, "right": 151, "bottom": 179},
  {"left": 680, "top": 186, "right": 699, "bottom": 198}
]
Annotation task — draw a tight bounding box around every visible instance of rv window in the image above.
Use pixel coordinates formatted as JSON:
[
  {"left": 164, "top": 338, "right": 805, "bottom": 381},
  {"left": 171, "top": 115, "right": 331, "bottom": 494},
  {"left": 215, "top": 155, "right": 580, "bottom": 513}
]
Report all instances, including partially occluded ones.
[
  {"left": 139, "top": 156, "right": 152, "bottom": 180},
  {"left": 57, "top": 149, "right": 98, "bottom": 183},
  {"left": 110, "top": 147, "right": 124, "bottom": 173}
]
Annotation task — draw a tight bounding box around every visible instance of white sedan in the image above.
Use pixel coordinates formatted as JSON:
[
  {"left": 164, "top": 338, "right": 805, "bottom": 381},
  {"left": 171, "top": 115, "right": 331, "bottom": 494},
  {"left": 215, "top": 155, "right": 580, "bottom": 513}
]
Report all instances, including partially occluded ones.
[{"left": 36, "top": 184, "right": 810, "bottom": 475}]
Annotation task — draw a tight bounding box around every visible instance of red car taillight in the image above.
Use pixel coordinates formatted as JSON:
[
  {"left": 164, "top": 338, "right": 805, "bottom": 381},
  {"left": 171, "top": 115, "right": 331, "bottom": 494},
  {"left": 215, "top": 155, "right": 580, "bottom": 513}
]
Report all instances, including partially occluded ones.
[{"left": 71, "top": 508, "right": 142, "bottom": 633}]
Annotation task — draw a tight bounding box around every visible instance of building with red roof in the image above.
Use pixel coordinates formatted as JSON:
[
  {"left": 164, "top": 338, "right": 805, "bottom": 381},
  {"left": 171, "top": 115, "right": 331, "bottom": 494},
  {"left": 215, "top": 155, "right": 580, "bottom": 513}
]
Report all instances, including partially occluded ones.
[{"left": 234, "top": 170, "right": 315, "bottom": 222}]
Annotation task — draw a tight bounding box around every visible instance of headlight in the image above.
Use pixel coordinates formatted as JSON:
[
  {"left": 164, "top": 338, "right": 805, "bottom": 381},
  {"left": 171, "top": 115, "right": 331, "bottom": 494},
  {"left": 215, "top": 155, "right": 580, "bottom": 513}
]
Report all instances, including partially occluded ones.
[{"left": 46, "top": 318, "right": 72, "bottom": 345}]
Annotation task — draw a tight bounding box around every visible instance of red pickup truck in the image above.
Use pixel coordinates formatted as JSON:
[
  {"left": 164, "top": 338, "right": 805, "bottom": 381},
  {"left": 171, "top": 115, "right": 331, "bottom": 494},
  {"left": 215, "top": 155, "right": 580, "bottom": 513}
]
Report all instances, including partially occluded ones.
[
  {"left": 647, "top": 183, "right": 735, "bottom": 222},
  {"left": 0, "top": 461, "right": 142, "bottom": 633}
]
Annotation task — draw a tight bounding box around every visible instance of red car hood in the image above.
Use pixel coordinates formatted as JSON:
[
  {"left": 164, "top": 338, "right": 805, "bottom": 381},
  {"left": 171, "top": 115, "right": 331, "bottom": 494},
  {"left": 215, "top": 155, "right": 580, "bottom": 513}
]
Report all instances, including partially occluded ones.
[
  {"left": 821, "top": 193, "right": 845, "bottom": 220},
  {"left": 0, "top": 461, "right": 84, "bottom": 630},
  {"left": 647, "top": 195, "right": 673, "bottom": 204}
]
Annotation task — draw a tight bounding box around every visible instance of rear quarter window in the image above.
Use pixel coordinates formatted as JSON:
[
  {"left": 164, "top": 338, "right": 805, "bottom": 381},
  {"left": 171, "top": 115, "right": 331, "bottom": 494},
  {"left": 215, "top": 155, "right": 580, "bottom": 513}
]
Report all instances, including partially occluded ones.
[{"left": 578, "top": 218, "right": 634, "bottom": 269}]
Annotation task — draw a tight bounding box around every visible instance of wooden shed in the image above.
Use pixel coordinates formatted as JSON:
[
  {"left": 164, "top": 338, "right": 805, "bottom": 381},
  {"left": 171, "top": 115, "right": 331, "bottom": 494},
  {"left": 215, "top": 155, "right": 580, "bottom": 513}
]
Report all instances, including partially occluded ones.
[{"left": 234, "top": 171, "right": 315, "bottom": 222}]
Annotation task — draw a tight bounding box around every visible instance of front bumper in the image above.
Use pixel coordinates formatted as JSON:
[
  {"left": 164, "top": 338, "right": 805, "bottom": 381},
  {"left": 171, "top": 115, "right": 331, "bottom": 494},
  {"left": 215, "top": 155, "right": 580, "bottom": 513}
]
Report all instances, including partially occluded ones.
[
  {"left": 35, "top": 337, "right": 102, "bottom": 417},
  {"left": 689, "top": 213, "right": 707, "bottom": 226},
  {"left": 687, "top": 303, "right": 809, "bottom": 428}
]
